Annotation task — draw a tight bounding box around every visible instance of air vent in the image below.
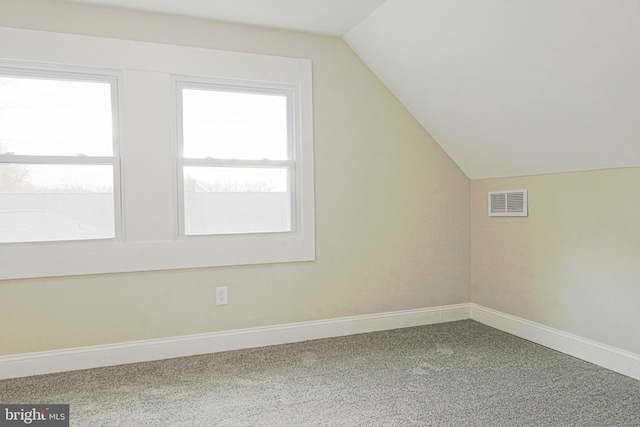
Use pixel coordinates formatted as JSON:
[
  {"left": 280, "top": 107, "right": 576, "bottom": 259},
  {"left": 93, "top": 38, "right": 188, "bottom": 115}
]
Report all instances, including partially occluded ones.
[{"left": 488, "top": 189, "right": 528, "bottom": 217}]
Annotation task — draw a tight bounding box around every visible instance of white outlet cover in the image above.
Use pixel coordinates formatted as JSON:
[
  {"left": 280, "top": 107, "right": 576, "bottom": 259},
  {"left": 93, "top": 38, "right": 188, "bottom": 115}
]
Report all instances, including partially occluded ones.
[{"left": 215, "top": 286, "right": 228, "bottom": 305}]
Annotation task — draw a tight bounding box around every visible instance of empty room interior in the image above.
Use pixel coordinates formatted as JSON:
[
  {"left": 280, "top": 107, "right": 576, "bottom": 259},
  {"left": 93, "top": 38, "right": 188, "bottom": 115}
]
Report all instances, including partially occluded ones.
[{"left": 0, "top": 0, "right": 639, "bottom": 424}]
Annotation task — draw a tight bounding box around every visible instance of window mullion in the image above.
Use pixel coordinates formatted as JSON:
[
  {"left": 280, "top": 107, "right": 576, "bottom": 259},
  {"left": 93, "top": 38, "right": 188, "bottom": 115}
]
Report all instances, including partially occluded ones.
[
  {"left": 0, "top": 155, "right": 116, "bottom": 166},
  {"left": 181, "top": 158, "right": 294, "bottom": 168}
]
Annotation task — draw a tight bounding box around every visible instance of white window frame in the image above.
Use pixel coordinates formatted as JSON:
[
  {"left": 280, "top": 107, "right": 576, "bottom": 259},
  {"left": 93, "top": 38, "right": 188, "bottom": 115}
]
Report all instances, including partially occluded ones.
[
  {"left": 0, "top": 27, "right": 314, "bottom": 280},
  {"left": 0, "top": 62, "right": 123, "bottom": 244},
  {"left": 174, "top": 76, "right": 300, "bottom": 238}
]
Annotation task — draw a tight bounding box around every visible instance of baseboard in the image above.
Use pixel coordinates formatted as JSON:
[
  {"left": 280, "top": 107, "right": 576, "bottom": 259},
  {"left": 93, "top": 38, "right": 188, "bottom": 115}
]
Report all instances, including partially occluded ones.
[
  {"left": 471, "top": 304, "right": 640, "bottom": 380},
  {"left": 5, "top": 303, "right": 637, "bottom": 381},
  {"left": 0, "top": 303, "right": 471, "bottom": 380}
]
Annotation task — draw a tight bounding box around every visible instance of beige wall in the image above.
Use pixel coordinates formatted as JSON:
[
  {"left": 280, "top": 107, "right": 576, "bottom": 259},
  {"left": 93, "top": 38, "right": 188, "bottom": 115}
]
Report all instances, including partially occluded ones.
[
  {"left": 0, "top": 0, "right": 470, "bottom": 355},
  {"left": 471, "top": 167, "right": 640, "bottom": 354}
]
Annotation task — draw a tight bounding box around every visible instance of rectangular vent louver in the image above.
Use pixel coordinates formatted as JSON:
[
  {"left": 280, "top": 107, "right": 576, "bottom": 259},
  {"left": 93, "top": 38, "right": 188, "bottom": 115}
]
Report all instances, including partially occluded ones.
[{"left": 488, "top": 189, "right": 528, "bottom": 217}]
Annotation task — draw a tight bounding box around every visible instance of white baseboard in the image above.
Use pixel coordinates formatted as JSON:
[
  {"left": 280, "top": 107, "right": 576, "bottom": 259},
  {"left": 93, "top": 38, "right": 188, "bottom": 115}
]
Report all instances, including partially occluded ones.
[
  {"left": 470, "top": 304, "right": 640, "bottom": 381},
  {"left": 3, "top": 303, "right": 638, "bottom": 381},
  {"left": 0, "top": 304, "right": 471, "bottom": 380}
]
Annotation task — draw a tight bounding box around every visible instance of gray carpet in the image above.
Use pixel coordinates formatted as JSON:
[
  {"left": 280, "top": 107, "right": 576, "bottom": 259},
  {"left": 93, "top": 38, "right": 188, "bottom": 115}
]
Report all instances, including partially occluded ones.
[{"left": 1, "top": 320, "right": 639, "bottom": 426}]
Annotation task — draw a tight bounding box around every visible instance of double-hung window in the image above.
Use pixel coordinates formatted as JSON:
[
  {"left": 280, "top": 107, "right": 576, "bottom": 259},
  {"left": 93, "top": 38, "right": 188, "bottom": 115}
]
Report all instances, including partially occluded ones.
[
  {"left": 175, "top": 78, "right": 298, "bottom": 237},
  {"left": 0, "top": 65, "right": 121, "bottom": 244},
  {"left": 0, "top": 26, "right": 313, "bottom": 280}
]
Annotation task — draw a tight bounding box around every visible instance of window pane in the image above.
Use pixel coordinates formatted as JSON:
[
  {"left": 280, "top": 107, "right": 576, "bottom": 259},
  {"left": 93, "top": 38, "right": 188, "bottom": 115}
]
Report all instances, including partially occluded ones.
[
  {"left": 0, "top": 164, "right": 115, "bottom": 243},
  {"left": 0, "top": 76, "right": 113, "bottom": 156},
  {"left": 183, "top": 166, "right": 290, "bottom": 235},
  {"left": 182, "top": 89, "right": 288, "bottom": 160}
]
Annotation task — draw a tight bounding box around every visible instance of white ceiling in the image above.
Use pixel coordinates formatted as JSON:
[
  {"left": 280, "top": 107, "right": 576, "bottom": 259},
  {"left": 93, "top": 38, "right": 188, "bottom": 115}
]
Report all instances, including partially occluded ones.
[
  {"left": 345, "top": 0, "right": 640, "bottom": 179},
  {"left": 55, "top": 0, "right": 640, "bottom": 179},
  {"left": 57, "top": 0, "right": 387, "bottom": 37}
]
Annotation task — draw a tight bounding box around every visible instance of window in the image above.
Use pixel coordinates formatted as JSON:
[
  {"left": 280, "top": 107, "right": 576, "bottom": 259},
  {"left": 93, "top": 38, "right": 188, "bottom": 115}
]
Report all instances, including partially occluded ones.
[
  {"left": 0, "top": 66, "right": 121, "bottom": 244},
  {"left": 176, "top": 78, "right": 299, "bottom": 237},
  {"left": 0, "top": 27, "right": 314, "bottom": 280}
]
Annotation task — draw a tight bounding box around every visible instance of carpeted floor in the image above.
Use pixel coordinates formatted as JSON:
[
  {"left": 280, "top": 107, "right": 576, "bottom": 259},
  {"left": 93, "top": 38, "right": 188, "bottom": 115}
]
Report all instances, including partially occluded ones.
[{"left": 1, "top": 320, "right": 639, "bottom": 426}]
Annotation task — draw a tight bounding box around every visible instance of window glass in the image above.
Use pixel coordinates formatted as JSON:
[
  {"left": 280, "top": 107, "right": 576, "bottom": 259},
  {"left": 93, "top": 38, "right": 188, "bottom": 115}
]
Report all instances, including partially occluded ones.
[
  {"left": 0, "top": 71, "right": 119, "bottom": 244},
  {"left": 183, "top": 166, "right": 290, "bottom": 235},
  {"left": 182, "top": 88, "right": 288, "bottom": 160},
  {"left": 178, "top": 82, "right": 294, "bottom": 237},
  {"left": 0, "top": 164, "right": 115, "bottom": 243},
  {"left": 0, "top": 76, "right": 113, "bottom": 156}
]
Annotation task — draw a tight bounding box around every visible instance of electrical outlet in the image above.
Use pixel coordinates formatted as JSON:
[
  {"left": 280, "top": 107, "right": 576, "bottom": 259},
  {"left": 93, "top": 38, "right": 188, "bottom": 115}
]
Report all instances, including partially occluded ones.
[{"left": 215, "top": 286, "right": 228, "bottom": 306}]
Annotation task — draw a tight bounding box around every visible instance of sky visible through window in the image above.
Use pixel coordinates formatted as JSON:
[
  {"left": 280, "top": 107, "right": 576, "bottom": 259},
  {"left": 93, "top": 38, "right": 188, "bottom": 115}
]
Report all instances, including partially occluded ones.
[
  {"left": 181, "top": 88, "right": 290, "bottom": 193},
  {"left": 179, "top": 86, "right": 292, "bottom": 235},
  {"left": 0, "top": 75, "right": 113, "bottom": 192},
  {"left": 182, "top": 88, "right": 288, "bottom": 160},
  {"left": 0, "top": 75, "right": 117, "bottom": 242},
  {"left": 0, "top": 78, "right": 291, "bottom": 193}
]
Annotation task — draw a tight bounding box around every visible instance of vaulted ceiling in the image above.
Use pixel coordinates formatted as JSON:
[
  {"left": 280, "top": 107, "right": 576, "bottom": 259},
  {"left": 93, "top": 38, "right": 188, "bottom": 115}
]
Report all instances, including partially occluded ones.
[{"left": 56, "top": 0, "right": 640, "bottom": 179}]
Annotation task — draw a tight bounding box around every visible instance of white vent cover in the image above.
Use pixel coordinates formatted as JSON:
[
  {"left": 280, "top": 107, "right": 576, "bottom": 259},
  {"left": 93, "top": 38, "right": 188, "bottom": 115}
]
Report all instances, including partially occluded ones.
[{"left": 488, "top": 189, "right": 528, "bottom": 217}]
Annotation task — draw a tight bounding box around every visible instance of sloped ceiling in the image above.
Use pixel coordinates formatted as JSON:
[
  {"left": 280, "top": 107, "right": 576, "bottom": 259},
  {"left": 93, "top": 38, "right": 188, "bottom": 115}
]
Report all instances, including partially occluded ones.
[
  {"left": 53, "top": 0, "right": 640, "bottom": 179},
  {"left": 345, "top": 0, "right": 640, "bottom": 179},
  {"left": 56, "top": 0, "right": 387, "bottom": 37}
]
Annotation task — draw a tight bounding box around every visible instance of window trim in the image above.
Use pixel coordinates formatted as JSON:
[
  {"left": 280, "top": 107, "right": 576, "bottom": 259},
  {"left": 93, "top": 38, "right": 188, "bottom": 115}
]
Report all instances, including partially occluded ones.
[
  {"left": 0, "top": 63, "right": 124, "bottom": 244},
  {"left": 0, "top": 27, "right": 314, "bottom": 280}
]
